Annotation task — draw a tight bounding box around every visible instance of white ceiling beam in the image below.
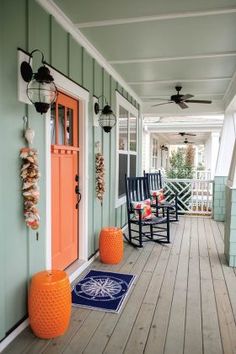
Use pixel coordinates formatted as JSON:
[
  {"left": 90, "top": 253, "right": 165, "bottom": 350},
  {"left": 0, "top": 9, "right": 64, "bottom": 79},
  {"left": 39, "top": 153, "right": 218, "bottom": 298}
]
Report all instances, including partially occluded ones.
[
  {"left": 128, "top": 77, "right": 231, "bottom": 85},
  {"left": 141, "top": 93, "right": 224, "bottom": 99},
  {"left": 76, "top": 7, "right": 236, "bottom": 28},
  {"left": 223, "top": 70, "right": 236, "bottom": 109},
  {"left": 109, "top": 52, "right": 236, "bottom": 64},
  {"left": 143, "top": 123, "right": 223, "bottom": 133},
  {"left": 35, "top": 0, "right": 142, "bottom": 105}
]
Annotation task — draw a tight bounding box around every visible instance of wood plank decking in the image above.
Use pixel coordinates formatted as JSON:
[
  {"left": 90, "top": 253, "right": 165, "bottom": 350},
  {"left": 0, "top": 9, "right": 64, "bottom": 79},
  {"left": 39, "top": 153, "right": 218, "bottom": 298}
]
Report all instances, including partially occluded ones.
[{"left": 3, "top": 216, "right": 236, "bottom": 354}]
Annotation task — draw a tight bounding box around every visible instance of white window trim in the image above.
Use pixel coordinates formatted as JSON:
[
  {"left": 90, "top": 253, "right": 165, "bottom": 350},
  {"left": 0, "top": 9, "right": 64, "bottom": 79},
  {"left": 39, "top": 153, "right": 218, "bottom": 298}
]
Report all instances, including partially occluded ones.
[
  {"left": 45, "top": 67, "right": 89, "bottom": 269},
  {"left": 115, "top": 92, "right": 139, "bottom": 208}
]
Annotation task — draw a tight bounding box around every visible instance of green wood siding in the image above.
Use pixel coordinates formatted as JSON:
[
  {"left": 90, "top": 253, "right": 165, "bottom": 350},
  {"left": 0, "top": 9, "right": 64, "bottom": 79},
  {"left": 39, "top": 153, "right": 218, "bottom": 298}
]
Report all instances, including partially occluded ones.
[{"left": 0, "top": 0, "right": 140, "bottom": 340}]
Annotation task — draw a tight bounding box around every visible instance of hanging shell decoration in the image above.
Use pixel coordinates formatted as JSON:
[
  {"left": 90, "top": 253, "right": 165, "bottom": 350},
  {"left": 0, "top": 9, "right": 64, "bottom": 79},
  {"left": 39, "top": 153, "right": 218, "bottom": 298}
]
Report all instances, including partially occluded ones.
[
  {"left": 95, "top": 152, "right": 105, "bottom": 204},
  {"left": 20, "top": 147, "right": 40, "bottom": 230}
]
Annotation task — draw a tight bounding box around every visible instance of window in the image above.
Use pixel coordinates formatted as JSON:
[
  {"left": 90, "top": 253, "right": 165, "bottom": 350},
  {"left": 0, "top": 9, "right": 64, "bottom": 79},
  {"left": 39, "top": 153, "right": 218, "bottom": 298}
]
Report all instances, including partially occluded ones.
[
  {"left": 151, "top": 138, "right": 159, "bottom": 170},
  {"left": 116, "top": 93, "right": 138, "bottom": 206}
]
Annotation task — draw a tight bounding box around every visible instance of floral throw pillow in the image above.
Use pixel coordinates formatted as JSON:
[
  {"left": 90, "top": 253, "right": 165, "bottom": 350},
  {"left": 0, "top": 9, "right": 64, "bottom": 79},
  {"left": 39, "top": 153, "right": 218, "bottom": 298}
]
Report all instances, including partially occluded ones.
[
  {"left": 132, "top": 198, "right": 152, "bottom": 220},
  {"left": 151, "top": 189, "right": 165, "bottom": 205}
]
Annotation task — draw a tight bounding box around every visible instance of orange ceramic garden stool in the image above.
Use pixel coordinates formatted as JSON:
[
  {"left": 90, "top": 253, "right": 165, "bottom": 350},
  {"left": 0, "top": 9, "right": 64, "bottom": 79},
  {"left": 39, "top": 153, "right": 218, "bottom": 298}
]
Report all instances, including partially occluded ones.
[
  {"left": 28, "top": 270, "right": 71, "bottom": 339},
  {"left": 99, "top": 227, "right": 124, "bottom": 264}
]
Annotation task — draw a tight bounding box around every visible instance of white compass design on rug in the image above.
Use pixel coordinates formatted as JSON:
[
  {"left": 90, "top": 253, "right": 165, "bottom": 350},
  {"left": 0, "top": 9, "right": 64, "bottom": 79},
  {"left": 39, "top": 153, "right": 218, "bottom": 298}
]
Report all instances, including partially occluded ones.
[{"left": 74, "top": 275, "right": 129, "bottom": 301}]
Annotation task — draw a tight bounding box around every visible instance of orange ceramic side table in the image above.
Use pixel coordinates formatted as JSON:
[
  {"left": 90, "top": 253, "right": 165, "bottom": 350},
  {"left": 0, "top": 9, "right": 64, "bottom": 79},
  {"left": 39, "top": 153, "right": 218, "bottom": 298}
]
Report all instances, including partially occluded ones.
[
  {"left": 28, "top": 270, "right": 71, "bottom": 339},
  {"left": 99, "top": 227, "right": 123, "bottom": 264}
]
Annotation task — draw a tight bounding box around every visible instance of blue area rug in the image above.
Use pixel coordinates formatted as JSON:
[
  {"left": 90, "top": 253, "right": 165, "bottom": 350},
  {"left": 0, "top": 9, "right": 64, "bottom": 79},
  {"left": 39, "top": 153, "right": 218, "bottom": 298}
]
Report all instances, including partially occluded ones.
[{"left": 72, "top": 270, "right": 136, "bottom": 313}]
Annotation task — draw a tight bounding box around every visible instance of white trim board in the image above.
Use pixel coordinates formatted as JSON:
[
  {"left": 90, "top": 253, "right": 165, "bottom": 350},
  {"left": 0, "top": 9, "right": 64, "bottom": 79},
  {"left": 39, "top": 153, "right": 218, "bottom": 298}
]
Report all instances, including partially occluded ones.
[
  {"left": 109, "top": 52, "right": 236, "bottom": 65},
  {"left": 0, "top": 252, "right": 98, "bottom": 352},
  {"left": 45, "top": 66, "right": 89, "bottom": 269},
  {"left": 76, "top": 7, "right": 236, "bottom": 28},
  {"left": 115, "top": 92, "right": 139, "bottom": 208},
  {"left": 0, "top": 221, "right": 128, "bottom": 351},
  {"left": 128, "top": 77, "right": 231, "bottom": 85},
  {"left": 35, "top": 0, "right": 142, "bottom": 106},
  {"left": 18, "top": 48, "right": 90, "bottom": 267},
  {"left": 140, "top": 93, "right": 224, "bottom": 99}
]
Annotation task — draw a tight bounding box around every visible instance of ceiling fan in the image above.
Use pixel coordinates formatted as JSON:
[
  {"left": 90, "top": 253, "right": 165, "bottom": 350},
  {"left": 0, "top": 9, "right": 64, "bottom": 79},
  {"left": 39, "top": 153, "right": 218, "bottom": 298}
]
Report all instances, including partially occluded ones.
[
  {"left": 152, "top": 86, "right": 212, "bottom": 109},
  {"left": 183, "top": 138, "right": 194, "bottom": 144},
  {"left": 178, "top": 132, "right": 196, "bottom": 137}
]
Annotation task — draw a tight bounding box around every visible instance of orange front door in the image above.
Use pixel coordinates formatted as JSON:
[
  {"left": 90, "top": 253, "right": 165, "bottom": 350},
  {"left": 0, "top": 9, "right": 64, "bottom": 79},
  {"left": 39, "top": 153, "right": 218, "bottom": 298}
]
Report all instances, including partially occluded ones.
[{"left": 51, "top": 92, "right": 79, "bottom": 270}]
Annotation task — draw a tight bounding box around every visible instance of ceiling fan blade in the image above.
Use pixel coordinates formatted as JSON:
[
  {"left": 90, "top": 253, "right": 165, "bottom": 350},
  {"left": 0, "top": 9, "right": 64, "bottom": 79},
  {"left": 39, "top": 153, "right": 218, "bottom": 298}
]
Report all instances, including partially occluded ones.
[
  {"left": 181, "top": 94, "right": 194, "bottom": 100},
  {"left": 185, "top": 133, "right": 196, "bottom": 136},
  {"left": 185, "top": 99, "right": 212, "bottom": 104},
  {"left": 150, "top": 98, "right": 170, "bottom": 101},
  {"left": 179, "top": 132, "right": 196, "bottom": 137},
  {"left": 178, "top": 101, "right": 188, "bottom": 109},
  {"left": 152, "top": 101, "right": 173, "bottom": 107}
]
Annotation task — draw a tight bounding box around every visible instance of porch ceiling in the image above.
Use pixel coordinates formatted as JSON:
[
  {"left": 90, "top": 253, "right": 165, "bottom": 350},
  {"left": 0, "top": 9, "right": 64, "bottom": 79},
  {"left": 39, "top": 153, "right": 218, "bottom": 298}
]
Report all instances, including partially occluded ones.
[
  {"left": 53, "top": 0, "right": 236, "bottom": 116},
  {"left": 154, "top": 131, "right": 210, "bottom": 145}
]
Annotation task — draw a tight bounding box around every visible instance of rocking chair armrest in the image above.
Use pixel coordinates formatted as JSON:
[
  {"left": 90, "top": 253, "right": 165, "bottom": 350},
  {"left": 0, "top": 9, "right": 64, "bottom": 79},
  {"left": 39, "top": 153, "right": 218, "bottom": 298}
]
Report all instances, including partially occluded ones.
[
  {"left": 130, "top": 207, "right": 143, "bottom": 221},
  {"left": 152, "top": 196, "right": 167, "bottom": 209}
]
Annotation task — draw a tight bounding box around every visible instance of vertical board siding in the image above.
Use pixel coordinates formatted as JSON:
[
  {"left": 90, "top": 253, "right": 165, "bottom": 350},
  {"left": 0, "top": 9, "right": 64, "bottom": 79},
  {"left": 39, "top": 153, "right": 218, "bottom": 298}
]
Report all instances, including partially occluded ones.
[
  {"left": 0, "top": 0, "right": 139, "bottom": 340},
  {"left": 69, "top": 36, "right": 83, "bottom": 85},
  {"left": 1, "top": 0, "right": 28, "bottom": 333},
  {"left": 82, "top": 49, "right": 95, "bottom": 256},
  {"left": 102, "top": 70, "right": 111, "bottom": 228},
  {"left": 93, "top": 61, "right": 103, "bottom": 250},
  {"left": 109, "top": 78, "right": 117, "bottom": 226},
  {"left": 0, "top": 3, "right": 4, "bottom": 340},
  {"left": 28, "top": 0, "right": 50, "bottom": 62},
  {"left": 51, "top": 17, "right": 68, "bottom": 75}
]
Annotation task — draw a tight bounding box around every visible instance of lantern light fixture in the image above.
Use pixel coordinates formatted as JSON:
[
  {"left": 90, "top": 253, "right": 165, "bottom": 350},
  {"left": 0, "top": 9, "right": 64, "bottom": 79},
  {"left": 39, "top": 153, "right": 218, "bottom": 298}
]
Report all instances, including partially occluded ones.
[
  {"left": 160, "top": 144, "right": 168, "bottom": 151},
  {"left": 94, "top": 95, "right": 116, "bottom": 133},
  {"left": 20, "top": 49, "right": 57, "bottom": 114}
]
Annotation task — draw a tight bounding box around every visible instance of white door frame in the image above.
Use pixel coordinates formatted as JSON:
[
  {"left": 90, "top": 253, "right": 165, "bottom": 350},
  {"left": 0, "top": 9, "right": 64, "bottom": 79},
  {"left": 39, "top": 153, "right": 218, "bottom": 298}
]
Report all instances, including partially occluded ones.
[{"left": 45, "top": 68, "right": 89, "bottom": 270}]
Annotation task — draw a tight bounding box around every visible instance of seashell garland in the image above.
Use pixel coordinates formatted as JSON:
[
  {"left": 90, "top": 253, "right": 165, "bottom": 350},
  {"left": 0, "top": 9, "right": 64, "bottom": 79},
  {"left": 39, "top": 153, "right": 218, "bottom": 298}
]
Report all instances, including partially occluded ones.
[
  {"left": 20, "top": 147, "right": 40, "bottom": 230},
  {"left": 95, "top": 152, "right": 105, "bottom": 204}
]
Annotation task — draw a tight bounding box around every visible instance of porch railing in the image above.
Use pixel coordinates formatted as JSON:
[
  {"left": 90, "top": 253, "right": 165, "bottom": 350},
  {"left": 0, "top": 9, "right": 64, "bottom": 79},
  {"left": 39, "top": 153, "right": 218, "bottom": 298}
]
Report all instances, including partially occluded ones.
[
  {"left": 163, "top": 178, "right": 214, "bottom": 215},
  {"left": 193, "top": 169, "right": 211, "bottom": 180}
]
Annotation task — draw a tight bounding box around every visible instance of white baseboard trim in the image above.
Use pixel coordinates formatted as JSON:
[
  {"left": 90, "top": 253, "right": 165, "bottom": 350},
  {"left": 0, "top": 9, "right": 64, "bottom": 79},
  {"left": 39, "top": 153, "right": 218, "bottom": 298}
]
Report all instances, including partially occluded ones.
[
  {"left": 0, "top": 319, "right": 29, "bottom": 353},
  {"left": 0, "top": 253, "right": 99, "bottom": 352},
  {"left": 67, "top": 252, "right": 99, "bottom": 283},
  {"left": 0, "top": 227, "right": 128, "bottom": 352}
]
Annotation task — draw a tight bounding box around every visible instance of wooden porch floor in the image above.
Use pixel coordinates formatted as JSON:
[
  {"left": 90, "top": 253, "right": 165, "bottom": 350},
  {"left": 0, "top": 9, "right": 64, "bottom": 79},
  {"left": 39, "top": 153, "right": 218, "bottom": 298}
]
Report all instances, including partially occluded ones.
[{"left": 4, "top": 216, "right": 236, "bottom": 354}]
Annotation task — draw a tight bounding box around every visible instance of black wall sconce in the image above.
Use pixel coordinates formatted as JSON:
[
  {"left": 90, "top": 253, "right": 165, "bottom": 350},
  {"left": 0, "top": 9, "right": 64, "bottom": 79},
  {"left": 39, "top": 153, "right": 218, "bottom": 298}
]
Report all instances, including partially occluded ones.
[
  {"left": 20, "top": 49, "right": 57, "bottom": 114},
  {"left": 160, "top": 144, "right": 168, "bottom": 151},
  {"left": 94, "top": 95, "right": 116, "bottom": 133}
]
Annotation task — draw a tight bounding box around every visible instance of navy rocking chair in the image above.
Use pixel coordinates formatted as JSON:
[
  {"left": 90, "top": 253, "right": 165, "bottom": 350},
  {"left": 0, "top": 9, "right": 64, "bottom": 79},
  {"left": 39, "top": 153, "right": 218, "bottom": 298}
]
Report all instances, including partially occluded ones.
[
  {"left": 144, "top": 170, "right": 179, "bottom": 222},
  {"left": 125, "top": 175, "right": 170, "bottom": 248}
]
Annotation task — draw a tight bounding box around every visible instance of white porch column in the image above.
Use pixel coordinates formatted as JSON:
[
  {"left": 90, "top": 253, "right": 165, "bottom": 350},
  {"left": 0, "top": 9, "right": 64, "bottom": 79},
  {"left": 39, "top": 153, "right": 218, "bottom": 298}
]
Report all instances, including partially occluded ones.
[
  {"left": 225, "top": 136, "right": 236, "bottom": 266},
  {"left": 213, "top": 111, "right": 236, "bottom": 221},
  {"left": 215, "top": 111, "right": 236, "bottom": 177},
  {"left": 205, "top": 132, "right": 220, "bottom": 179},
  {"left": 142, "top": 128, "right": 151, "bottom": 172}
]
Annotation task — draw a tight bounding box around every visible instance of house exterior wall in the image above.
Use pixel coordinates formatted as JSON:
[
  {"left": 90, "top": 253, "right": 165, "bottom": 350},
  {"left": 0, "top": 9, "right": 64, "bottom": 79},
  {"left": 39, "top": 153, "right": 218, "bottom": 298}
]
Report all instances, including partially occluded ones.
[
  {"left": 0, "top": 0, "right": 140, "bottom": 341},
  {"left": 213, "top": 176, "right": 227, "bottom": 221},
  {"left": 225, "top": 187, "right": 236, "bottom": 266},
  {"left": 213, "top": 111, "right": 236, "bottom": 221}
]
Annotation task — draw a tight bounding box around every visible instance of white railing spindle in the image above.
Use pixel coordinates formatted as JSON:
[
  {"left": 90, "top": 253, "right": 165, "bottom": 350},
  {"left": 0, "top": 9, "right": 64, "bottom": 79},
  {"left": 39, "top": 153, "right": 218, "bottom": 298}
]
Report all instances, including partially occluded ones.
[{"left": 164, "top": 178, "right": 213, "bottom": 215}]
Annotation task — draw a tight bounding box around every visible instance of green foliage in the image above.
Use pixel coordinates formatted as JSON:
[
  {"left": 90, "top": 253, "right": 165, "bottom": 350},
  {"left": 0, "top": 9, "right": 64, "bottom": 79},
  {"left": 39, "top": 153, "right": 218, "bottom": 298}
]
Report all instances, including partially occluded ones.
[
  {"left": 167, "top": 146, "right": 194, "bottom": 178},
  {"left": 197, "top": 162, "right": 205, "bottom": 171}
]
